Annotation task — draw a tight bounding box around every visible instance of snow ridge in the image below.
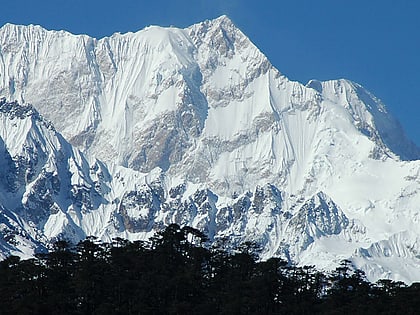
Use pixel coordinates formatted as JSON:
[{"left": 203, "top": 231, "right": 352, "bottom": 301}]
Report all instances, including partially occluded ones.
[{"left": 0, "top": 17, "right": 419, "bottom": 283}]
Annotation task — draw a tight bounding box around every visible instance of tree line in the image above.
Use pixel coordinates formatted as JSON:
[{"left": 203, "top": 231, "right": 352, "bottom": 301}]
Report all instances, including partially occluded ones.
[{"left": 0, "top": 224, "right": 419, "bottom": 314}]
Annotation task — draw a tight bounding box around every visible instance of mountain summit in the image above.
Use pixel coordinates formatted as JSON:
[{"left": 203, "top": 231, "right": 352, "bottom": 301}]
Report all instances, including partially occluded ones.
[{"left": 0, "top": 17, "right": 419, "bottom": 283}]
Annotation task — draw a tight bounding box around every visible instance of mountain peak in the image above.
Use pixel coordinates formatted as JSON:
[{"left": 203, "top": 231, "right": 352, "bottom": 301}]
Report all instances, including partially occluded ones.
[
  {"left": 211, "top": 14, "right": 235, "bottom": 26},
  {"left": 0, "top": 18, "right": 419, "bottom": 283},
  {"left": 188, "top": 14, "right": 246, "bottom": 47},
  {"left": 317, "top": 79, "right": 420, "bottom": 160}
]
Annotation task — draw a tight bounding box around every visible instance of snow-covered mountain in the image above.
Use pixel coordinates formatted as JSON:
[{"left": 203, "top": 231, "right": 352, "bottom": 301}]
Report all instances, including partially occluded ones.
[{"left": 0, "top": 16, "right": 420, "bottom": 283}]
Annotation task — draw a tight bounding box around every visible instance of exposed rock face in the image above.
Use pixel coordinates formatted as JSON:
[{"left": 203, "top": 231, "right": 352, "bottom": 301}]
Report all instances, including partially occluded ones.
[
  {"left": 0, "top": 17, "right": 420, "bottom": 283},
  {"left": 286, "top": 192, "right": 349, "bottom": 255}
]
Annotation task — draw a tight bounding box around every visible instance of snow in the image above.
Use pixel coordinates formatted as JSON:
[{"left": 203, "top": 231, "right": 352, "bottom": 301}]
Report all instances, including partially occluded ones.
[{"left": 0, "top": 17, "right": 420, "bottom": 283}]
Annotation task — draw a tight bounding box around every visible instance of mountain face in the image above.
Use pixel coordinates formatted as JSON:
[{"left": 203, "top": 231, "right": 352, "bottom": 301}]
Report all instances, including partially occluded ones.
[{"left": 0, "top": 16, "right": 420, "bottom": 283}]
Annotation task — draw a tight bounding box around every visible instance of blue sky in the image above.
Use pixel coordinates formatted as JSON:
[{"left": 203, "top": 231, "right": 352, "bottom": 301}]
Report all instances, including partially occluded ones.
[{"left": 1, "top": 0, "right": 419, "bottom": 145}]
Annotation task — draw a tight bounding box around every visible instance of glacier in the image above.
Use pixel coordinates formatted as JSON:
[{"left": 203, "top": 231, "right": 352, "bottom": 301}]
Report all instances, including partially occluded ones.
[{"left": 0, "top": 15, "right": 420, "bottom": 283}]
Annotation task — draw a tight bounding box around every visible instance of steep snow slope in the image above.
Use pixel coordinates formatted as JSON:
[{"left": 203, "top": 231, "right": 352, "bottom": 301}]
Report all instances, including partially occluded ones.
[
  {"left": 0, "top": 22, "right": 207, "bottom": 172},
  {"left": 1, "top": 17, "right": 417, "bottom": 172},
  {"left": 0, "top": 98, "right": 112, "bottom": 256},
  {"left": 0, "top": 16, "right": 420, "bottom": 283}
]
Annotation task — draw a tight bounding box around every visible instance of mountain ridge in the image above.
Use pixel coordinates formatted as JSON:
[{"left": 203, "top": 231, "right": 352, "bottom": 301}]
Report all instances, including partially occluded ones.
[{"left": 0, "top": 16, "right": 419, "bottom": 283}]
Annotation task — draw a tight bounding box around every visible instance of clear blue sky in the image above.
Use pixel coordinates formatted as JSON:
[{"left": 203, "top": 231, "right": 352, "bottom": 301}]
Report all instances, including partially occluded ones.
[{"left": 1, "top": 0, "right": 419, "bottom": 145}]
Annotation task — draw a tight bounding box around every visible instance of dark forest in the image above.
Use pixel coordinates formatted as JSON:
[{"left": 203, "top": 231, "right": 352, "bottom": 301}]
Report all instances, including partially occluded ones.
[{"left": 0, "top": 224, "right": 419, "bottom": 314}]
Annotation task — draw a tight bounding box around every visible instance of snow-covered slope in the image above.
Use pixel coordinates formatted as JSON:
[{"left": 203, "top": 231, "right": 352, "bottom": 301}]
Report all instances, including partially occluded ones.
[
  {"left": 0, "top": 16, "right": 420, "bottom": 283},
  {"left": 0, "top": 98, "right": 110, "bottom": 256}
]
